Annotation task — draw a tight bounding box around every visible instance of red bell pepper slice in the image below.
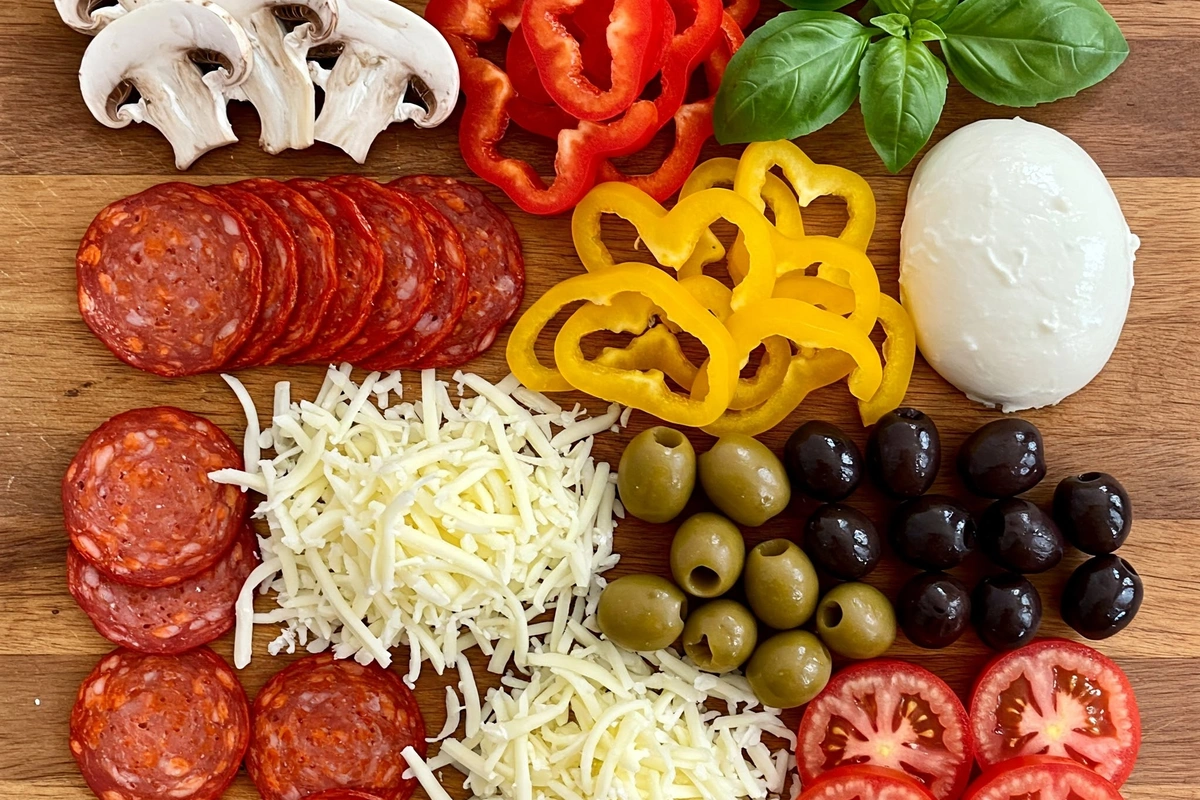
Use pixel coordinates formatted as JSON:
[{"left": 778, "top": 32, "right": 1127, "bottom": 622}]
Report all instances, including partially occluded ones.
[
  {"left": 722, "top": 0, "right": 759, "bottom": 29},
  {"left": 570, "top": 0, "right": 674, "bottom": 98}
]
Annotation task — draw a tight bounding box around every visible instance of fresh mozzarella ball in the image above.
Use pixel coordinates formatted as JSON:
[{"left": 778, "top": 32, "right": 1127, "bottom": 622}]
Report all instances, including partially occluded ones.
[{"left": 900, "top": 118, "right": 1139, "bottom": 412}]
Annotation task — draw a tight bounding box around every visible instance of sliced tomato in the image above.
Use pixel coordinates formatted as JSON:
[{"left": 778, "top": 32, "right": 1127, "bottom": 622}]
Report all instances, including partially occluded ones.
[
  {"left": 797, "top": 661, "right": 974, "bottom": 800},
  {"left": 969, "top": 638, "right": 1140, "bottom": 787},
  {"left": 800, "top": 766, "right": 936, "bottom": 800},
  {"left": 962, "top": 756, "right": 1125, "bottom": 800}
]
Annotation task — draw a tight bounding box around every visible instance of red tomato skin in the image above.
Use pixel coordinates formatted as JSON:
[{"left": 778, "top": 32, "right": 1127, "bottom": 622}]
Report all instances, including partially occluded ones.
[
  {"left": 800, "top": 765, "right": 938, "bottom": 800},
  {"left": 962, "top": 756, "right": 1125, "bottom": 800},
  {"left": 969, "top": 638, "right": 1141, "bottom": 787},
  {"left": 797, "top": 660, "right": 974, "bottom": 800}
]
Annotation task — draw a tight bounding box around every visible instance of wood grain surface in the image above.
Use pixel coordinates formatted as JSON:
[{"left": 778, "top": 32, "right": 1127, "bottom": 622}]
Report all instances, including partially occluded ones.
[{"left": 1, "top": 1, "right": 1196, "bottom": 798}]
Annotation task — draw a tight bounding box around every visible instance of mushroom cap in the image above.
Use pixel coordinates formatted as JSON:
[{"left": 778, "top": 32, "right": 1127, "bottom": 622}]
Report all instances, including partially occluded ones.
[
  {"left": 79, "top": 0, "right": 254, "bottom": 127},
  {"left": 55, "top": 0, "right": 130, "bottom": 34}
]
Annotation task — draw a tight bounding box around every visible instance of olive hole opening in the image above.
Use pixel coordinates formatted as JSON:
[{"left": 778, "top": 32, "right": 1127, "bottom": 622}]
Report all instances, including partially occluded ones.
[
  {"left": 757, "top": 540, "right": 789, "bottom": 558},
  {"left": 689, "top": 566, "right": 720, "bottom": 593},
  {"left": 1079, "top": 472, "right": 1104, "bottom": 482},
  {"left": 652, "top": 428, "right": 686, "bottom": 449},
  {"left": 821, "top": 602, "right": 844, "bottom": 628},
  {"left": 693, "top": 634, "right": 713, "bottom": 665}
]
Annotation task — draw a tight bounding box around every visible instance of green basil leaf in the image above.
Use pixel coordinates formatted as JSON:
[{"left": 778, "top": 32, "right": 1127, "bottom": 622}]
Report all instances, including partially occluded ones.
[
  {"left": 874, "top": 0, "right": 914, "bottom": 14},
  {"left": 912, "top": 18, "right": 947, "bottom": 40},
  {"left": 859, "top": 37, "right": 948, "bottom": 172},
  {"left": 858, "top": 1, "right": 883, "bottom": 23},
  {"left": 909, "top": 0, "right": 959, "bottom": 21},
  {"left": 941, "top": 0, "right": 1129, "bottom": 107},
  {"left": 714, "top": 11, "right": 872, "bottom": 144},
  {"left": 871, "top": 12, "right": 911, "bottom": 37},
  {"left": 779, "top": 0, "right": 856, "bottom": 9}
]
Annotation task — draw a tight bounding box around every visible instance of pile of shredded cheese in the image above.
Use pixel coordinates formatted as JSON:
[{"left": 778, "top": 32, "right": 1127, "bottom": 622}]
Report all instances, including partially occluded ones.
[
  {"left": 212, "top": 365, "right": 625, "bottom": 678},
  {"left": 401, "top": 592, "right": 797, "bottom": 800}
]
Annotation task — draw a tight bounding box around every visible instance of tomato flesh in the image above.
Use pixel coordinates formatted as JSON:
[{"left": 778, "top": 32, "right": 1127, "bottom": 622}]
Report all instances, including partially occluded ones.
[
  {"left": 963, "top": 756, "right": 1125, "bottom": 800},
  {"left": 797, "top": 661, "right": 974, "bottom": 800},
  {"left": 800, "top": 766, "right": 936, "bottom": 800},
  {"left": 970, "top": 639, "right": 1140, "bottom": 786}
]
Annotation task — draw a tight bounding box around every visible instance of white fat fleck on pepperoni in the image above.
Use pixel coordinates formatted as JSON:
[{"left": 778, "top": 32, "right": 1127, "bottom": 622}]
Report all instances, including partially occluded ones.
[
  {"left": 217, "top": 318, "right": 241, "bottom": 340},
  {"left": 221, "top": 215, "right": 240, "bottom": 236},
  {"left": 125, "top": 309, "right": 151, "bottom": 327}
]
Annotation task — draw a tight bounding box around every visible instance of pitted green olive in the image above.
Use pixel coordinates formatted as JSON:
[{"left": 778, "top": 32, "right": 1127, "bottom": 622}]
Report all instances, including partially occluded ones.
[
  {"left": 698, "top": 434, "right": 790, "bottom": 527},
  {"left": 745, "top": 630, "right": 832, "bottom": 709},
  {"left": 682, "top": 600, "right": 758, "bottom": 673},
  {"left": 744, "top": 539, "right": 819, "bottom": 630},
  {"left": 596, "top": 574, "right": 688, "bottom": 652},
  {"left": 816, "top": 582, "right": 897, "bottom": 660},
  {"left": 617, "top": 427, "right": 696, "bottom": 523},
  {"left": 670, "top": 512, "right": 745, "bottom": 598}
]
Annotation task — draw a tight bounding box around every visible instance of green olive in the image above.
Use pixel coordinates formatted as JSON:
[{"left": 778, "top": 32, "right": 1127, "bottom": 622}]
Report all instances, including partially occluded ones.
[
  {"left": 596, "top": 574, "right": 688, "bottom": 652},
  {"left": 682, "top": 600, "right": 758, "bottom": 673},
  {"left": 744, "top": 539, "right": 819, "bottom": 630},
  {"left": 745, "top": 630, "right": 832, "bottom": 709},
  {"left": 617, "top": 427, "right": 696, "bottom": 523},
  {"left": 698, "top": 434, "right": 791, "bottom": 527},
  {"left": 816, "top": 582, "right": 897, "bottom": 660},
  {"left": 670, "top": 512, "right": 745, "bottom": 598}
]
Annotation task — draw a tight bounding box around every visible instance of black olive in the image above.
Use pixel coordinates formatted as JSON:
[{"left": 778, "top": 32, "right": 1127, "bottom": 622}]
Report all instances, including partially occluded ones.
[
  {"left": 897, "top": 572, "right": 971, "bottom": 649},
  {"left": 957, "top": 418, "right": 1046, "bottom": 498},
  {"left": 973, "top": 573, "right": 1042, "bottom": 650},
  {"left": 1061, "top": 555, "right": 1143, "bottom": 640},
  {"left": 867, "top": 408, "right": 940, "bottom": 498},
  {"left": 803, "top": 503, "right": 881, "bottom": 580},
  {"left": 784, "top": 421, "right": 863, "bottom": 502},
  {"left": 1053, "top": 473, "right": 1133, "bottom": 555},
  {"left": 889, "top": 495, "right": 977, "bottom": 570},
  {"left": 979, "top": 498, "right": 1064, "bottom": 573}
]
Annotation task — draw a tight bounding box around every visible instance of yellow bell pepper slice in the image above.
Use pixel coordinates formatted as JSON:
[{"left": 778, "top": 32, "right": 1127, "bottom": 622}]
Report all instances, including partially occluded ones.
[
  {"left": 702, "top": 351, "right": 854, "bottom": 437},
  {"left": 772, "top": 274, "right": 856, "bottom": 316},
  {"left": 680, "top": 157, "right": 806, "bottom": 237},
  {"left": 856, "top": 294, "right": 917, "bottom": 426}
]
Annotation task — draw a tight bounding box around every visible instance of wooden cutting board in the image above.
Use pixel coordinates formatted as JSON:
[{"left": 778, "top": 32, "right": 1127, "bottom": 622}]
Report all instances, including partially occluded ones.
[{"left": 1, "top": 1, "right": 1196, "bottom": 798}]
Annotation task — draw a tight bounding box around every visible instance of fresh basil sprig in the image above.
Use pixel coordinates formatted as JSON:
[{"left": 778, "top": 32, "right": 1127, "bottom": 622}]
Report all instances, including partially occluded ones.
[{"left": 713, "top": 0, "right": 1129, "bottom": 172}]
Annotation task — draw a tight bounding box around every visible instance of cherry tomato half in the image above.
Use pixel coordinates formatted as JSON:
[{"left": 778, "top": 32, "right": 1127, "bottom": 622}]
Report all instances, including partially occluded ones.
[
  {"left": 799, "top": 766, "right": 936, "bottom": 800},
  {"left": 969, "top": 639, "right": 1141, "bottom": 786},
  {"left": 797, "top": 661, "right": 974, "bottom": 800},
  {"left": 962, "top": 756, "right": 1125, "bottom": 800}
]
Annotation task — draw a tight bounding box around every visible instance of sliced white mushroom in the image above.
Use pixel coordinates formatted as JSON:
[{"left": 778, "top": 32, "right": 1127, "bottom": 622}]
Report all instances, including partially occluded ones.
[
  {"left": 55, "top": 0, "right": 130, "bottom": 34},
  {"left": 310, "top": 0, "right": 459, "bottom": 163},
  {"left": 78, "top": 0, "right": 254, "bottom": 169}
]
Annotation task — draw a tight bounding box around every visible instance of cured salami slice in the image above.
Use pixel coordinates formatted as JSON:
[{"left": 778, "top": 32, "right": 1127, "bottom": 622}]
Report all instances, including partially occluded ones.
[
  {"left": 68, "top": 524, "right": 259, "bottom": 654},
  {"left": 324, "top": 176, "right": 436, "bottom": 362},
  {"left": 246, "top": 652, "right": 427, "bottom": 800},
  {"left": 361, "top": 190, "right": 468, "bottom": 370},
  {"left": 70, "top": 647, "right": 250, "bottom": 800},
  {"left": 285, "top": 179, "right": 385, "bottom": 365},
  {"left": 235, "top": 178, "right": 337, "bottom": 364},
  {"left": 305, "top": 792, "right": 388, "bottom": 800},
  {"left": 210, "top": 185, "right": 300, "bottom": 370},
  {"left": 390, "top": 176, "right": 525, "bottom": 368},
  {"left": 76, "top": 183, "right": 262, "bottom": 377},
  {"left": 62, "top": 407, "right": 246, "bottom": 588}
]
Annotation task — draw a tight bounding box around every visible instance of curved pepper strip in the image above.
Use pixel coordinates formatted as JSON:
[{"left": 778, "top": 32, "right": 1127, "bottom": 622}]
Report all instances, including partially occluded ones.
[
  {"left": 571, "top": 183, "right": 777, "bottom": 311},
  {"left": 702, "top": 351, "right": 854, "bottom": 437},
  {"left": 773, "top": 274, "right": 856, "bottom": 316},
  {"left": 856, "top": 294, "right": 917, "bottom": 426},
  {"left": 734, "top": 140, "right": 877, "bottom": 251},
  {"left": 722, "top": 0, "right": 759, "bottom": 29},
  {"left": 506, "top": 264, "right": 739, "bottom": 425}
]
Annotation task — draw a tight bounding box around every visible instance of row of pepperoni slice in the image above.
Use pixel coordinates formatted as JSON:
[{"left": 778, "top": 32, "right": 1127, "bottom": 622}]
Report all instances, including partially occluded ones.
[{"left": 76, "top": 175, "right": 524, "bottom": 378}]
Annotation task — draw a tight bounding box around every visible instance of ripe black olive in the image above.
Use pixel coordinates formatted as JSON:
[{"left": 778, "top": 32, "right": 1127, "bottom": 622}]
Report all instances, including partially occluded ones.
[
  {"left": 897, "top": 572, "right": 971, "bottom": 649},
  {"left": 1053, "top": 473, "right": 1133, "bottom": 555},
  {"left": 867, "top": 408, "right": 940, "bottom": 498},
  {"left": 803, "top": 503, "right": 881, "bottom": 580},
  {"left": 889, "top": 495, "right": 977, "bottom": 570},
  {"left": 784, "top": 421, "right": 863, "bottom": 502},
  {"left": 979, "top": 498, "right": 1064, "bottom": 573},
  {"left": 973, "top": 573, "right": 1042, "bottom": 650},
  {"left": 1061, "top": 555, "right": 1143, "bottom": 640},
  {"left": 957, "top": 418, "right": 1046, "bottom": 498}
]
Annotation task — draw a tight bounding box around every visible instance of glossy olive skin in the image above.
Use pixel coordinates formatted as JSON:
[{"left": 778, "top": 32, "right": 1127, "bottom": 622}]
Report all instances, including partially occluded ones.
[
  {"left": 682, "top": 599, "right": 758, "bottom": 673},
  {"left": 1061, "top": 555, "right": 1144, "bottom": 640},
  {"left": 745, "top": 631, "right": 832, "bottom": 709},
  {"left": 804, "top": 504, "right": 881, "bottom": 580},
  {"left": 784, "top": 421, "right": 863, "bottom": 502},
  {"left": 897, "top": 572, "right": 971, "bottom": 649},
  {"left": 816, "top": 582, "right": 897, "bottom": 660},
  {"left": 670, "top": 513, "right": 745, "bottom": 598},
  {"left": 698, "top": 435, "right": 791, "bottom": 527},
  {"left": 1053, "top": 472, "right": 1133, "bottom": 554},
  {"left": 744, "top": 539, "right": 819, "bottom": 630},
  {"left": 596, "top": 575, "right": 688, "bottom": 652},
  {"left": 889, "top": 495, "right": 977, "bottom": 570},
  {"left": 617, "top": 426, "right": 696, "bottom": 523},
  {"left": 958, "top": 418, "right": 1046, "bottom": 498},
  {"left": 867, "top": 408, "right": 941, "bottom": 498},
  {"left": 972, "top": 573, "right": 1042, "bottom": 651},
  {"left": 979, "top": 498, "right": 1064, "bottom": 573}
]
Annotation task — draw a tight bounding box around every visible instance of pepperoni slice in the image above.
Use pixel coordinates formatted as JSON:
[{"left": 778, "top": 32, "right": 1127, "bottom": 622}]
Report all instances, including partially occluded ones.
[
  {"left": 70, "top": 647, "right": 250, "bottom": 800},
  {"left": 246, "top": 652, "right": 427, "bottom": 800},
  {"left": 76, "top": 183, "right": 262, "bottom": 377},
  {"left": 236, "top": 178, "right": 337, "bottom": 364},
  {"left": 390, "top": 176, "right": 524, "bottom": 368},
  {"left": 305, "top": 792, "right": 389, "bottom": 800},
  {"left": 362, "top": 189, "right": 469, "bottom": 370},
  {"left": 285, "top": 179, "right": 385, "bottom": 365},
  {"left": 324, "top": 176, "right": 436, "bottom": 362},
  {"left": 68, "top": 524, "right": 259, "bottom": 654},
  {"left": 210, "top": 184, "right": 300, "bottom": 370},
  {"left": 62, "top": 407, "right": 246, "bottom": 588}
]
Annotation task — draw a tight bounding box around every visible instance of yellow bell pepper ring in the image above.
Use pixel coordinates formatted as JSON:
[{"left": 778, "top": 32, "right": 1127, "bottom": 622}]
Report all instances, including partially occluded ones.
[
  {"left": 773, "top": 274, "right": 856, "bottom": 316},
  {"left": 771, "top": 235, "right": 881, "bottom": 335},
  {"left": 594, "top": 325, "right": 699, "bottom": 391},
  {"left": 702, "top": 351, "right": 854, "bottom": 437},
  {"left": 735, "top": 140, "right": 877, "bottom": 251},
  {"left": 857, "top": 295, "right": 918, "bottom": 426},
  {"left": 680, "top": 157, "right": 806, "bottom": 238}
]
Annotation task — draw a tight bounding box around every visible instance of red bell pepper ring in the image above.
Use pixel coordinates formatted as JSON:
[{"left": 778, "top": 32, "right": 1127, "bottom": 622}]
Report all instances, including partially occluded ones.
[
  {"left": 571, "top": 0, "right": 675, "bottom": 97},
  {"left": 506, "top": 26, "right": 581, "bottom": 137},
  {"left": 722, "top": 0, "right": 759, "bottom": 29}
]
